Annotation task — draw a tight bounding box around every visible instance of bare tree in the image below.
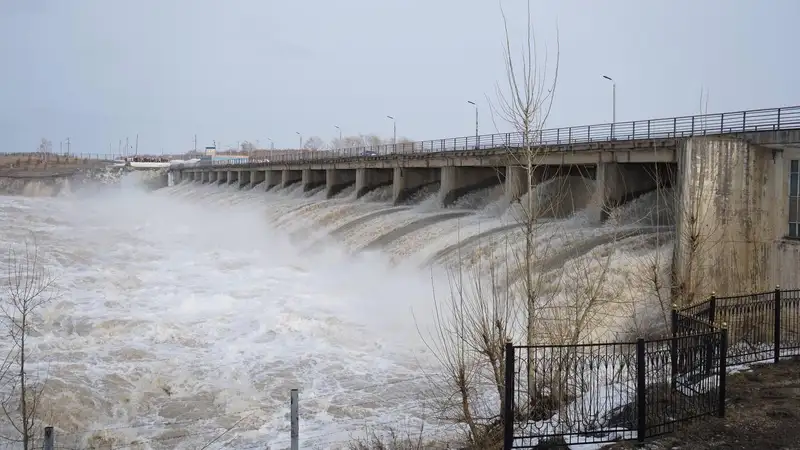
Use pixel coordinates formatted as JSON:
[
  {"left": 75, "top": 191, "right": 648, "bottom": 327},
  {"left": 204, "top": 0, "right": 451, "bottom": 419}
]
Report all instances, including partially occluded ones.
[
  {"left": 415, "top": 1, "right": 638, "bottom": 446},
  {"left": 0, "top": 241, "right": 57, "bottom": 450},
  {"left": 36, "top": 139, "right": 52, "bottom": 155},
  {"left": 240, "top": 141, "right": 256, "bottom": 152},
  {"left": 303, "top": 136, "right": 326, "bottom": 151}
]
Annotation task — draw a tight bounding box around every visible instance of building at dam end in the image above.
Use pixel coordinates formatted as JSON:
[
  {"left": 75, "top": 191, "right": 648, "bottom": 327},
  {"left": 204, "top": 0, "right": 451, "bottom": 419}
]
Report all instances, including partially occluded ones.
[{"left": 169, "top": 106, "right": 800, "bottom": 301}]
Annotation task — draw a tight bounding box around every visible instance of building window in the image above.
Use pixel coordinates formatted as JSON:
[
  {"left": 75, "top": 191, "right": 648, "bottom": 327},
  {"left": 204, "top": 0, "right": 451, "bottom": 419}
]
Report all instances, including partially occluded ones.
[{"left": 791, "top": 160, "right": 800, "bottom": 238}]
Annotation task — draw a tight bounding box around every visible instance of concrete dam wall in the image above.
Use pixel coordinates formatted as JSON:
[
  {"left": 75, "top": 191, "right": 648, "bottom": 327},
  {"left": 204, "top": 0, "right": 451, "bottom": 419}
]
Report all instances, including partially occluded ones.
[{"left": 173, "top": 134, "right": 800, "bottom": 303}]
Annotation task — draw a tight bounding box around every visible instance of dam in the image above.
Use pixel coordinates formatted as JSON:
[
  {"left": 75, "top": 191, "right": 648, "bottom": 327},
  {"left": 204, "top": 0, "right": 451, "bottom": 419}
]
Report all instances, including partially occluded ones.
[{"left": 171, "top": 106, "right": 800, "bottom": 300}]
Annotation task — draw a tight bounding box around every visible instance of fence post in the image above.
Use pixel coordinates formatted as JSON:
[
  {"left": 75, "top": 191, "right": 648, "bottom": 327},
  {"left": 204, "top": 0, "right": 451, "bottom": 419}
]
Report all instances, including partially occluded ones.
[
  {"left": 290, "top": 389, "right": 299, "bottom": 450},
  {"left": 503, "top": 341, "right": 515, "bottom": 450},
  {"left": 718, "top": 325, "right": 728, "bottom": 418},
  {"left": 636, "top": 338, "right": 647, "bottom": 442},
  {"left": 43, "top": 426, "right": 54, "bottom": 450},
  {"left": 709, "top": 293, "right": 717, "bottom": 324},
  {"left": 774, "top": 285, "right": 782, "bottom": 364},
  {"left": 670, "top": 306, "right": 678, "bottom": 390}
]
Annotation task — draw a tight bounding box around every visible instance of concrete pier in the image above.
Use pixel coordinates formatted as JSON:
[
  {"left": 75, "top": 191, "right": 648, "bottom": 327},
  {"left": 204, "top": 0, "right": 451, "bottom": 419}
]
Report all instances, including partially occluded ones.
[
  {"left": 355, "top": 168, "right": 393, "bottom": 198},
  {"left": 265, "top": 170, "right": 282, "bottom": 190},
  {"left": 238, "top": 170, "right": 250, "bottom": 188},
  {"left": 326, "top": 169, "right": 356, "bottom": 198},
  {"left": 227, "top": 170, "right": 239, "bottom": 186},
  {"left": 249, "top": 170, "right": 265, "bottom": 188},
  {"left": 440, "top": 166, "right": 502, "bottom": 206},
  {"left": 392, "top": 167, "right": 440, "bottom": 205},
  {"left": 175, "top": 126, "right": 800, "bottom": 297},
  {"left": 302, "top": 169, "right": 326, "bottom": 192},
  {"left": 281, "top": 169, "right": 301, "bottom": 189}
]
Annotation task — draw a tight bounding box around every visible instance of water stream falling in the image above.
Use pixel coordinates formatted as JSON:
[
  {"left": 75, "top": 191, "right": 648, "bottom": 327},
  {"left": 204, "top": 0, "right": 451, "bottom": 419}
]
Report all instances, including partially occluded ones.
[{"left": 0, "top": 174, "right": 674, "bottom": 449}]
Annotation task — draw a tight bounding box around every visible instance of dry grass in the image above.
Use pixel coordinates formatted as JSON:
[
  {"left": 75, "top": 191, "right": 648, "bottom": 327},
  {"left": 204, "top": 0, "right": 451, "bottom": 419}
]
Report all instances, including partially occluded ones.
[{"left": 0, "top": 154, "right": 107, "bottom": 177}]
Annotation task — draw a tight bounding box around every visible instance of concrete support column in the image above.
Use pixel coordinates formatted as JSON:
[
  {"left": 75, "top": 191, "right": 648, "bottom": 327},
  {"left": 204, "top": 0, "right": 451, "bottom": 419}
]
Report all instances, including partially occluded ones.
[
  {"left": 218, "top": 171, "right": 228, "bottom": 184},
  {"left": 302, "top": 169, "right": 326, "bottom": 192},
  {"left": 249, "top": 170, "right": 265, "bottom": 189},
  {"left": 228, "top": 170, "right": 239, "bottom": 186},
  {"left": 589, "top": 163, "right": 622, "bottom": 223},
  {"left": 208, "top": 171, "right": 217, "bottom": 184},
  {"left": 326, "top": 168, "right": 357, "bottom": 198},
  {"left": 505, "top": 166, "right": 528, "bottom": 203},
  {"left": 392, "top": 167, "right": 441, "bottom": 205},
  {"left": 281, "top": 169, "right": 302, "bottom": 189},
  {"left": 238, "top": 170, "right": 250, "bottom": 188},
  {"left": 355, "top": 168, "right": 394, "bottom": 198},
  {"left": 266, "top": 170, "right": 282, "bottom": 190},
  {"left": 440, "top": 166, "right": 503, "bottom": 206}
]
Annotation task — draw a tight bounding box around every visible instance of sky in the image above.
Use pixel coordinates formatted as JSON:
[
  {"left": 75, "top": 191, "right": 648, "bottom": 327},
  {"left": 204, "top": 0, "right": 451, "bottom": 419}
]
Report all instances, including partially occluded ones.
[{"left": 2, "top": 0, "right": 800, "bottom": 155}]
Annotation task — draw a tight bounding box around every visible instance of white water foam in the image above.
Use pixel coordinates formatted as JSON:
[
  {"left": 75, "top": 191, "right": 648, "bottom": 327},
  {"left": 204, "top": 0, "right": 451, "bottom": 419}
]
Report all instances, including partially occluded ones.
[
  {"left": 0, "top": 174, "right": 677, "bottom": 449},
  {"left": 0, "top": 181, "right": 448, "bottom": 449}
]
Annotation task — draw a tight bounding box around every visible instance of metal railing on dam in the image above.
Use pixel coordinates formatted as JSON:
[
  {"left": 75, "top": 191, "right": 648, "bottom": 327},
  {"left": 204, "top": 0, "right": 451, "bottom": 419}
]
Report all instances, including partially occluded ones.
[{"left": 177, "top": 104, "right": 800, "bottom": 169}]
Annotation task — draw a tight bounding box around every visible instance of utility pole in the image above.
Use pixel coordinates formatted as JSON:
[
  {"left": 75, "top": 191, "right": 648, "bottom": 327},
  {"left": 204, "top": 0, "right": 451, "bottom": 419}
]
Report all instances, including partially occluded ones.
[
  {"left": 135, "top": 134, "right": 139, "bottom": 156},
  {"left": 194, "top": 134, "right": 197, "bottom": 153},
  {"left": 467, "top": 100, "right": 479, "bottom": 149},
  {"left": 296, "top": 131, "right": 302, "bottom": 149},
  {"left": 386, "top": 115, "right": 396, "bottom": 146},
  {"left": 65, "top": 137, "right": 70, "bottom": 156},
  {"left": 125, "top": 137, "right": 129, "bottom": 157},
  {"left": 602, "top": 75, "right": 616, "bottom": 124}
]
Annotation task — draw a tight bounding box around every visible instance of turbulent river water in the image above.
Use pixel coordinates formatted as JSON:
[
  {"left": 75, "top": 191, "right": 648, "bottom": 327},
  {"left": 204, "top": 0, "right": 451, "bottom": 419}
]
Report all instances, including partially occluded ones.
[{"left": 0, "top": 174, "right": 673, "bottom": 449}]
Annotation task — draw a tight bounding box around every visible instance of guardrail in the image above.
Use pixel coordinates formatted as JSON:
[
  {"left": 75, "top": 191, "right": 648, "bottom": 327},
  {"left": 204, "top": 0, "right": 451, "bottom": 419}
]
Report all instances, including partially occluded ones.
[{"left": 175, "top": 105, "right": 800, "bottom": 170}]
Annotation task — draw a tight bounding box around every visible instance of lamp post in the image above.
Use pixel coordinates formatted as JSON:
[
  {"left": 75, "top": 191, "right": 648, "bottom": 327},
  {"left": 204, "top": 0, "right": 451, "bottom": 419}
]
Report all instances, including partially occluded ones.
[
  {"left": 334, "top": 125, "right": 342, "bottom": 143},
  {"left": 602, "top": 75, "right": 616, "bottom": 124},
  {"left": 296, "top": 131, "right": 302, "bottom": 149},
  {"left": 386, "top": 115, "right": 396, "bottom": 145},
  {"left": 467, "top": 100, "right": 479, "bottom": 149},
  {"left": 267, "top": 138, "right": 274, "bottom": 150}
]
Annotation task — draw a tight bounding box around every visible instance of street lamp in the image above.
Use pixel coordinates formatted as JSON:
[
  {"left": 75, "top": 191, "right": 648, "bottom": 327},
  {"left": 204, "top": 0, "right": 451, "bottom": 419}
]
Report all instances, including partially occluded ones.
[
  {"left": 386, "top": 115, "right": 396, "bottom": 145},
  {"left": 296, "top": 131, "right": 302, "bottom": 149},
  {"left": 602, "top": 75, "right": 616, "bottom": 124},
  {"left": 334, "top": 125, "right": 342, "bottom": 143},
  {"left": 467, "top": 100, "right": 479, "bottom": 149}
]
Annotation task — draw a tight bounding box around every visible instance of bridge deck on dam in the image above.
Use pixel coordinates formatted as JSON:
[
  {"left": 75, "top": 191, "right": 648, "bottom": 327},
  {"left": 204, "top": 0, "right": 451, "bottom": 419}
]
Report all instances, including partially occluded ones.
[{"left": 172, "top": 105, "right": 800, "bottom": 171}]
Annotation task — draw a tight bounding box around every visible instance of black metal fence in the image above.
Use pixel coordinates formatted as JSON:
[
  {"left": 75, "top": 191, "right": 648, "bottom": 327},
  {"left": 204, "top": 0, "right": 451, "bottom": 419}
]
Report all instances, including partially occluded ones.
[{"left": 503, "top": 287, "right": 800, "bottom": 449}]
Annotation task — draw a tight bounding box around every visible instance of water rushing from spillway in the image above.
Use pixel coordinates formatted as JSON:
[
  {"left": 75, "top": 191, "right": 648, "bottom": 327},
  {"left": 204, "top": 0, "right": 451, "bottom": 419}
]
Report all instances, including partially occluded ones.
[{"left": 0, "top": 175, "right": 674, "bottom": 449}]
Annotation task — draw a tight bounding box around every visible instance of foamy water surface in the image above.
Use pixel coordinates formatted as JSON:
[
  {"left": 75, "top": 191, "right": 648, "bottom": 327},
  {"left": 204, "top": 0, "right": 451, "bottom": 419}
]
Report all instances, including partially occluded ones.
[
  {"left": 0, "top": 181, "right": 446, "bottom": 449},
  {"left": 0, "top": 173, "right": 675, "bottom": 449}
]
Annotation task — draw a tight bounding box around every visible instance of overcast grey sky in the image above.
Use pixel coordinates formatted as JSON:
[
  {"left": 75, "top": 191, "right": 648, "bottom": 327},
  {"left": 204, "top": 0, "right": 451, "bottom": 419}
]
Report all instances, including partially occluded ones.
[{"left": 2, "top": 0, "right": 799, "bottom": 155}]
